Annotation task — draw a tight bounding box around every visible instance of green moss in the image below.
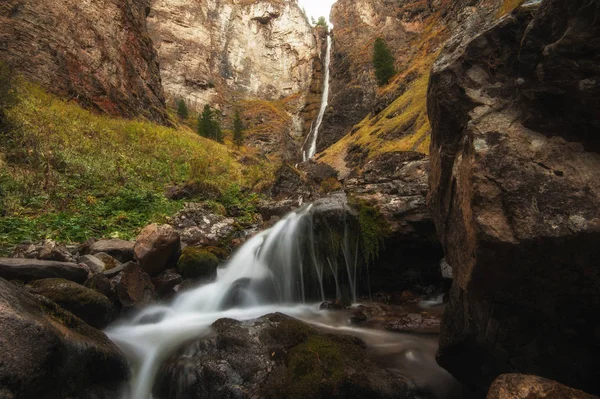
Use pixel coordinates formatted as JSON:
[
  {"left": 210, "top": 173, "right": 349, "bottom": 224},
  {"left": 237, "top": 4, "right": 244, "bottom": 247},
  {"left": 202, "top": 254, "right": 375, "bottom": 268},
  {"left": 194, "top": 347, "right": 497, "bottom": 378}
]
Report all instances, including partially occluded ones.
[
  {"left": 177, "top": 247, "right": 219, "bottom": 280},
  {"left": 351, "top": 198, "right": 390, "bottom": 264}
]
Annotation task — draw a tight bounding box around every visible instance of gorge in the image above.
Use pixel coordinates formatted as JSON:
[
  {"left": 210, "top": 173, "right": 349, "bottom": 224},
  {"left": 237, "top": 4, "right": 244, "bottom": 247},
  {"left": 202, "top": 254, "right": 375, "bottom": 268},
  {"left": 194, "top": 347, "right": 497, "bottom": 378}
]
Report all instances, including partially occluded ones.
[{"left": 0, "top": 0, "right": 599, "bottom": 398}]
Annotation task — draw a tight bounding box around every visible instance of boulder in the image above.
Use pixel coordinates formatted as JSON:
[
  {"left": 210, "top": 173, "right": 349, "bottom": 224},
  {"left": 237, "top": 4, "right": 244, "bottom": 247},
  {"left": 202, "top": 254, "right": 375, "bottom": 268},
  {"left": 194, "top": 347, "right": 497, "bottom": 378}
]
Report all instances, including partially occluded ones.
[
  {"left": 154, "top": 313, "right": 415, "bottom": 399},
  {"left": 113, "top": 263, "right": 156, "bottom": 312},
  {"left": 428, "top": 1, "right": 600, "bottom": 394},
  {"left": 0, "top": 258, "right": 89, "bottom": 283},
  {"left": 270, "top": 164, "right": 314, "bottom": 201},
  {"left": 92, "top": 252, "right": 122, "bottom": 270},
  {"left": 79, "top": 254, "right": 106, "bottom": 274},
  {"left": 0, "top": 278, "right": 129, "bottom": 398},
  {"left": 85, "top": 273, "right": 118, "bottom": 306},
  {"left": 89, "top": 239, "right": 135, "bottom": 263},
  {"left": 176, "top": 247, "right": 219, "bottom": 280},
  {"left": 151, "top": 269, "right": 183, "bottom": 298},
  {"left": 134, "top": 224, "right": 181, "bottom": 276},
  {"left": 27, "top": 278, "right": 116, "bottom": 329},
  {"left": 487, "top": 374, "right": 598, "bottom": 399},
  {"left": 103, "top": 261, "right": 129, "bottom": 278},
  {"left": 168, "top": 203, "right": 237, "bottom": 246}
]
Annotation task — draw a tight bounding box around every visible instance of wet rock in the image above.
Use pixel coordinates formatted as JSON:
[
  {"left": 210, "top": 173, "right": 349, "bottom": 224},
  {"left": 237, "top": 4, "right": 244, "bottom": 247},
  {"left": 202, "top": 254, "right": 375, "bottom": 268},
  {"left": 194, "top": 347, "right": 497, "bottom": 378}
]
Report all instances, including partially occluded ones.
[
  {"left": 176, "top": 247, "right": 219, "bottom": 281},
  {"left": 385, "top": 313, "right": 440, "bottom": 335},
  {"left": 27, "top": 278, "right": 116, "bottom": 329},
  {"left": 89, "top": 239, "right": 135, "bottom": 263},
  {"left": 79, "top": 254, "right": 106, "bottom": 274},
  {"left": 134, "top": 224, "right": 181, "bottom": 276},
  {"left": 428, "top": 1, "right": 600, "bottom": 394},
  {"left": 92, "top": 252, "right": 122, "bottom": 270},
  {"left": 0, "top": 258, "right": 89, "bottom": 283},
  {"left": 487, "top": 374, "right": 598, "bottom": 399},
  {"left": 85, "top": 273, "right": 118, "bottom": 306},
  {"left": 103, "top": 261, "right": 129, "bottom": 278},
  {"left": 320, "top": 299, "right": 349, "bottom": 310},
  {"left": 113, "top": 263, "right": 156, "bottom": 312},
  {"left": 349, "top": 309, "right": 367, "bottom": 324},
  {"left": 346, "top": 152, "right": 444, "bottom": 294},
  {"left": 168, "top": 203, "right": 237, "bottom": 247},
  {"left": 154, "top": 313, "right": 415, "bottom": 399},
  {"left": 152, "top": 269, "right": 183, "bottom": 298},
  {"left": 270, "top": 164, "right": 314, "bottom": 201},
  {"left": 0, "top": 278, "right": 129, "bottom": 398}
]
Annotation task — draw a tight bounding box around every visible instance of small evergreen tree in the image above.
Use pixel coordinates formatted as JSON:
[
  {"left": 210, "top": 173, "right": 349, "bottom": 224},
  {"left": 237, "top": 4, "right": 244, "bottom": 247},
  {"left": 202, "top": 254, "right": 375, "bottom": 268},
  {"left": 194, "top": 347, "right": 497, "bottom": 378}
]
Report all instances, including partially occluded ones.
[
  {"left": 176, "top": 98, "right": 189, "bottom": 120},
  {"left": 316, "top": 16, "right": 328, "bottom": 30},
  {"left": 198, "top": 104, "right": 214, "bottom": 138},
  {"left": 197, "top": 104, "right": 223, "bottom": 143},
  {"left": 372, "top": 38, "right": 396, "bottom": 86},
  {"left": 232, "top": 109, "right": 244, "bottom": 148}
]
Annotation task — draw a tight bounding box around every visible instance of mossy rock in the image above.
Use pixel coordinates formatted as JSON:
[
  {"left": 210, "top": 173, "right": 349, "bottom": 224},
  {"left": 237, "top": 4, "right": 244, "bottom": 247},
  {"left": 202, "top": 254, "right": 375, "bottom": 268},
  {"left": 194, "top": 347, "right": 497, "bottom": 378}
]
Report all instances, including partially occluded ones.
[
  {"left": 27, "top": 278, "right": 116, "bottom": 329},
  {"left": 176, "top": 247, "right": 219, "bottom": 280}
]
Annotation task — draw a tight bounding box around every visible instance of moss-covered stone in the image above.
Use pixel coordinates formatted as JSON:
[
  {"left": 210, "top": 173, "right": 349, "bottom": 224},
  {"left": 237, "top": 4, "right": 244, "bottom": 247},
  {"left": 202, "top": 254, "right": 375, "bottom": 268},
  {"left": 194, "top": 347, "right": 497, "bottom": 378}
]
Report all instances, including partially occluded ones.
[
  {"left": 350, "top": 198, "right": 390, "bottom": 264},
  {"left": 27, "top": 278, "right": 116, "bottom": 328},
  {"left": 176, "top": 247, "right": 219, "bottom": 280}
]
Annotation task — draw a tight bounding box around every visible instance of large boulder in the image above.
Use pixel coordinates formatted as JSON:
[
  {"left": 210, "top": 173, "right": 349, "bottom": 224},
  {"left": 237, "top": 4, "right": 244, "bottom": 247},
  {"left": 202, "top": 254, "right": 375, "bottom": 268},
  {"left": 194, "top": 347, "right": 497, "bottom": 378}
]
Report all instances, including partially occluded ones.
[
  {"left": 176, "top": 247, "right": 218, "bottom": 281},
  {"left": 134, "top": 223, "right": 181, "bottom": 275},
  {"left": 0, "top": 278, "right": 129, "bottom": 398},
  {"left": 28, "top": 278, "right": 116, "bottom": 329},
  {"left": 89, "top": 239, "right": 135, "bottom": 263},
  {"left": 113, "top": 262, "right": 156, "bottom": 312},
  {"left": 168, "top": 203, "right": 237, "bottom": 246},
  {"left": 487, "top": 374, "right": 599, "bottom": 399},
  {"left": 428, "top": 0, "right": 600, "bottom": 395},
  {"left": 0, "top": 258, "right": 89, "bottom": 283},
  {"left": 154, "top": 313, "right": 415, "bottom": 399}
]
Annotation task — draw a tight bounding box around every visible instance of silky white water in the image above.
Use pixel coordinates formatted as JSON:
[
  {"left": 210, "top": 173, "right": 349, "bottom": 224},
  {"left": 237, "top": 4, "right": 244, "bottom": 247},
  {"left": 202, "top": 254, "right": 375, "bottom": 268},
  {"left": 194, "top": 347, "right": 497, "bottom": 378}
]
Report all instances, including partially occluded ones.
[
  {"left": 107, "top": 203, "right": 456, "bottom": 398},
  {"left": 303, "top": 34, "right": 332, "bottom": 161}
]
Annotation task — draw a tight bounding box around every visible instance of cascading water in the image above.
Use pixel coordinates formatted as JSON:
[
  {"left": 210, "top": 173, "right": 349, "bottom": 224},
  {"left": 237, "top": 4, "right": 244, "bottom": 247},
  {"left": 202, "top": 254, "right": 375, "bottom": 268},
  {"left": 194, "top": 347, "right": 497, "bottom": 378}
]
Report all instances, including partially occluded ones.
[
  {"left": 303, "top": 34, "right": 332, "bottom": 161},
  {"left": 107, "top": 199, "right": 367, "bottom": 399}
]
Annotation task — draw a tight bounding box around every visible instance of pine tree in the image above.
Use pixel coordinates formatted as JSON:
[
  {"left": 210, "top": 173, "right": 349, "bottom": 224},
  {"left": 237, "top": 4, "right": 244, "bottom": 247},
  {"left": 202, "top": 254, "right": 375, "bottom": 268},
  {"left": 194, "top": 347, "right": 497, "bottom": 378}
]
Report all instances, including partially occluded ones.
[
  {"left": 316, "top": 16, "right": 328, "bottom": 30},
  {"left": 176, "top": 98, "right": 189, "bottom": 120},
  {"left": 232, "top": 109, "right": 244, "bottom": 148},
  {"left": 372, "top": 38, "right": 396, "bottom": 86},
  {"left": 198, "top": 104, "right": 214, "bottom": 138}
]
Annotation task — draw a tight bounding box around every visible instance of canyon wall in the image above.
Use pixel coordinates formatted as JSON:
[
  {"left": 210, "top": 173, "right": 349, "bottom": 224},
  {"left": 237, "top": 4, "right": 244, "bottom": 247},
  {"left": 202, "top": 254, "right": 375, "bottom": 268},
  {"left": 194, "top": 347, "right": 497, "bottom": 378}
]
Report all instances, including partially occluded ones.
[{"left": 0, "top": 0, "right": 169, "bottom": 124}]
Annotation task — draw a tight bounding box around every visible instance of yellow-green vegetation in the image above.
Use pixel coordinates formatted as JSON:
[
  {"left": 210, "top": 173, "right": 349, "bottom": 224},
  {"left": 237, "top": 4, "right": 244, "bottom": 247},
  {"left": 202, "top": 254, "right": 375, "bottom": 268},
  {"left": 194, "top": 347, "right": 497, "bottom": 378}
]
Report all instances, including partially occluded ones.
[
  {"left": 176, "top": 247, "right": 219, "bottom": 280},
  {"left": 352, "top": 198, "right": 390, "bottom": 264},
  {"left": 498, "top": 0, "right": 527, "bottom": 16},
  {"left": 0, "top": 82, "right": 275, "bottom": 254}
]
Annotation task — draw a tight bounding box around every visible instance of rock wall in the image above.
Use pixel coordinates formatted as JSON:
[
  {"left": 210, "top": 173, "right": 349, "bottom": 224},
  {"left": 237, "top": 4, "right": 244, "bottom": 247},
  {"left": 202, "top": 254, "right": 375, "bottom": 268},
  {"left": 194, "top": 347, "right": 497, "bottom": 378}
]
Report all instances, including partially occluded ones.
[
  {"left": 0, "top": 0, "right": 169, "bottom": 124},
  {"left": 428, "top": 0, "right": 600, "bottom": 394},
  {"left": 148, "top": 0, "right": 316, "bottom": 112}
]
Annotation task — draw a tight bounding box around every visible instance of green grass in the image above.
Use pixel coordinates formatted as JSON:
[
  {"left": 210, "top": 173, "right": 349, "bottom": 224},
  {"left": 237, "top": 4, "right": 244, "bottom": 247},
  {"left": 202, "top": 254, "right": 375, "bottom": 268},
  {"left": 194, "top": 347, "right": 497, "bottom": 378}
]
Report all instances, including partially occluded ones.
[{"left": 0, "top": 83, "right": 275, "bottom": 254}]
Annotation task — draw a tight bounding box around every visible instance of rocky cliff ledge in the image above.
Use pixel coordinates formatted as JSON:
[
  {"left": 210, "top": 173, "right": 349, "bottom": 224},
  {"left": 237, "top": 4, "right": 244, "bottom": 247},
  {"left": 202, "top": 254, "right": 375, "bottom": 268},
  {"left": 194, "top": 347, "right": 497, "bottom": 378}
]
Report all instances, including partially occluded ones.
[
  {"left": 428, "top": 0, "right": 600, "bottom": 394},
  {"left": 0, "top": 0, "right": 169, "bottom": 124},
  {"left": 148, "top": 0, "right": 316, "bottom": 112}
]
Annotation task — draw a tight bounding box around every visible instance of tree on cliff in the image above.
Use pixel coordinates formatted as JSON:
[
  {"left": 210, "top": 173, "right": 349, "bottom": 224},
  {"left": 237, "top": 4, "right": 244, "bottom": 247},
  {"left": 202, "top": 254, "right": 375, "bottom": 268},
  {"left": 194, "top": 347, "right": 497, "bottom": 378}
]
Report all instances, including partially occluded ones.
[
  {"left": 176, "top": 98, "right": 189, "bottom": 120},
  {"left": 232, "top": 109, "right": 244, "bottom": 148},
  {"left": 372, "top": 38, "right": 396, "bottom": 86},
  {"left": 315, "top": 16, "right": 329, "bottom": 31},
  {"left": 198, "top": 104, "right": 223, "bottom": 143}
]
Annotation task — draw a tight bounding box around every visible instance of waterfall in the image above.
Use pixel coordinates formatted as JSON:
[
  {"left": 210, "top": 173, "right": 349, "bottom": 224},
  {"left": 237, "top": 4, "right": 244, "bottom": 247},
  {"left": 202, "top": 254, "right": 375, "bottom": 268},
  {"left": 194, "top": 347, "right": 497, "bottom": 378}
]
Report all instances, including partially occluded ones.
[
  {"left": 303, "top": 34, "right": 332, "bottom": 161},
  {"left": 107, "top": 200, "right": 364, "bottom": 399}
]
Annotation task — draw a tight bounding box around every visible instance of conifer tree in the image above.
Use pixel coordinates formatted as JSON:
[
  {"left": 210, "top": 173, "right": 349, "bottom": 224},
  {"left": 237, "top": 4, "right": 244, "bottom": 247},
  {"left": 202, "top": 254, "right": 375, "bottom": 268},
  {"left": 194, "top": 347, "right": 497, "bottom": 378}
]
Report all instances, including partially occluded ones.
[
  {"left": 198, "top": 104, "right": 214, "bottom": 138},
  {"left": 372, "top": 38, "right": 396, "bottom": 86},
  {"left": 232, "top": 109, "right": 244, "bottom": 148},
  {"left": 176, "top": 98, "right": 189, "bottom": 120}
]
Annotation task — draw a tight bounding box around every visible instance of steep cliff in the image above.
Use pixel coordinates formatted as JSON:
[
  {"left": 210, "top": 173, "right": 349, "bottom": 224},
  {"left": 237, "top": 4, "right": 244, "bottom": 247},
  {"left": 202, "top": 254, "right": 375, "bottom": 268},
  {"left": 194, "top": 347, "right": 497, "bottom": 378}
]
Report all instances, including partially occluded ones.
[
  {"left": 148, "top": 0, "right": 316, "bottom": 109},
  {"left": 0, "top": 0, "right": 168, "bottom": 124},
  {"left": 428, "top": 0, "right": 600, "bottom": 394}
]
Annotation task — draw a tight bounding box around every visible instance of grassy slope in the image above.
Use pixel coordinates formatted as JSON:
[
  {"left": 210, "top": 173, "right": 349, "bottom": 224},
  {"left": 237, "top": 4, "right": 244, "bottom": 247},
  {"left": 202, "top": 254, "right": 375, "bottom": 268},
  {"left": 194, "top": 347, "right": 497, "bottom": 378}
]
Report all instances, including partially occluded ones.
[
  {"left": 318, "top": 0, "right": 524, "bottom": 173},
  {"left": 0, "top": 83, "right": 275, "bottom": 254}
]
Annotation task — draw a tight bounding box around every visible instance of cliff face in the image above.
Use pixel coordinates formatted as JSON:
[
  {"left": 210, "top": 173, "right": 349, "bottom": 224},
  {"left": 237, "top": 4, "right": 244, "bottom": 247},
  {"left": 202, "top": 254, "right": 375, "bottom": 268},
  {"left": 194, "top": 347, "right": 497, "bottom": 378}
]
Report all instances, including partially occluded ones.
[
  {"left": 428, "top": 0, "right": 600, "bottom": 394},
  {"left": 148, "top": 0, "right": 316, "bottom": 111},
  {"left": 0, "top": 0, "right": 168, "bottom": 124}
]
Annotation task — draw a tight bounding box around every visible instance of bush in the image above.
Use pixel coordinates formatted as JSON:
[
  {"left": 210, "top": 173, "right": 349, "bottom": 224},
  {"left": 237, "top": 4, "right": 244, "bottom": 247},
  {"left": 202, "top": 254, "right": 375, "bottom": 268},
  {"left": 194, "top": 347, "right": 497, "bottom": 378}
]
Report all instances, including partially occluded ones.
[
  {"left": 372, "top": 38, "right": 396, "bottom": 86},
  {"left": 177, "top": 247, "right": 219, "bottom": 280}
]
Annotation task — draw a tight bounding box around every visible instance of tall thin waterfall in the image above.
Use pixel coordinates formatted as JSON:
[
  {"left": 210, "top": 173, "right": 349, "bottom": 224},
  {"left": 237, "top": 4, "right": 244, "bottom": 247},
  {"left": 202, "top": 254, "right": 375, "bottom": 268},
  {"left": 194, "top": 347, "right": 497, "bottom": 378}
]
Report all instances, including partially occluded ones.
[
  {"left": 303, "top": 34, "right": 332, "bottom": 161},
  {"left": 107, "top": 200, "right": 364, "bottom": 399}
]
